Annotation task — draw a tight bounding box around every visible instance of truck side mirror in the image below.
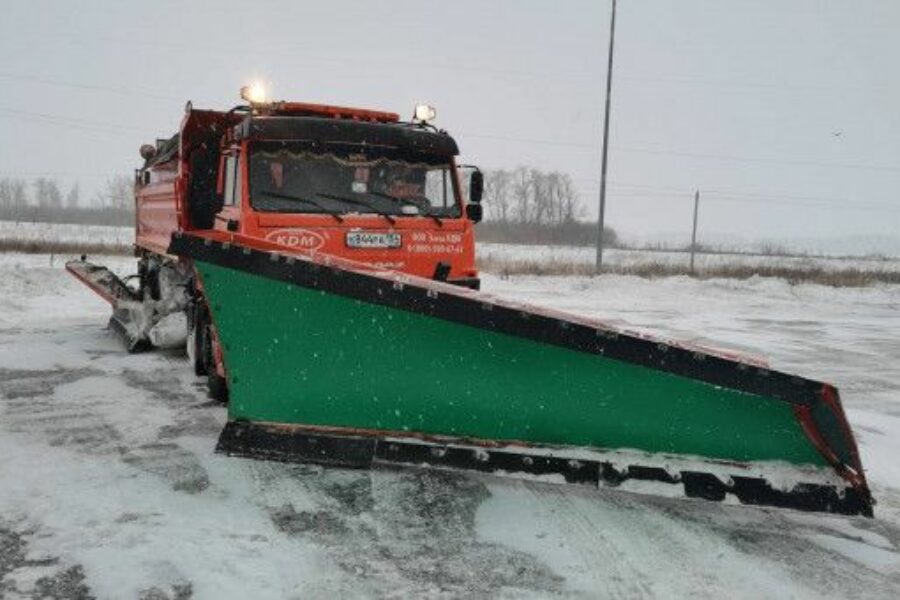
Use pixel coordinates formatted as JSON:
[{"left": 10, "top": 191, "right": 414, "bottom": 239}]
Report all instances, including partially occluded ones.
[
  {"left": 469, "top": 170, "right": 484, "bottom": 203},
  {"left": 466, "top": 203, "right": 483, "bottom": 223}
]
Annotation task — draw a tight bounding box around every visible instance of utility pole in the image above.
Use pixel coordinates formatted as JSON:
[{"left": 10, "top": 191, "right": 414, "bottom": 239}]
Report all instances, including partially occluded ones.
[
  {"left": 690, "top": 190, "right": 700, "bottom": 274},
  {"left": 595, "top": 0, "right": 617, "bottom": 273}
]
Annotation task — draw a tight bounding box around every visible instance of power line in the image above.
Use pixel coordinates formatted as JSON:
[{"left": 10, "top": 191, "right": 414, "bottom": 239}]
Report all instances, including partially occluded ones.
[
  {"left": 614, "top": 146, "right": 900, "bottom": 174},
  {"left": 21, "top": 30, "right": 895, "bottom": 96},
  {"left": 24, "top": 30, "right": 585, "bottom": 82},
  {"left": 461, "top": 132, "right": 595, "bottom": 149},
  {"left": 0, "top": 106, "right": 147, "bottom": 138},
  {"left": 701, "top": 194, "right": 900, "bottom": 213},
  {"left": 1, "top": 105, "right": 896, "bottom": 213},
  {"left": 577, "top": 188, "right": 900, "bottom": 213},
  {"left": 618, "top": 74, "right": 896, "bottom": 96},
  {"left": 466, "top": 133, "right": 900, "bottom": 173},
  {"left": 581, "top": 179, "right": 898, "bottom": 210},
  {"left": 3, "top": 69, "right": 896, "bottom": 175},
  {"left": 0, "top": 72, "right": 185, "bottom": 102},
  {"left": 0, "top": 170, "right": 125, "bottom": 179},
  {"left": 704, "top": 188, "right": 897, "bottom": 210}
]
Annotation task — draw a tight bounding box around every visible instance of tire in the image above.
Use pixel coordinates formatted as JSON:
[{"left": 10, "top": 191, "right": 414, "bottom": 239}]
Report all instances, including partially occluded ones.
[
  {"left": 195, "top": 299, "right": 227, "bottom": 403},
  {"left": 143, "top": 261, "right": 161, "bottom": 301},
  {"left": 208, "top": 372, "right": 229, "bottom": 403},
  {"left": 189, "top": 291, "right": 228, "bottom": 402},
  {"left": 189, "top": 303, "right": 208, "bottom": 376}
]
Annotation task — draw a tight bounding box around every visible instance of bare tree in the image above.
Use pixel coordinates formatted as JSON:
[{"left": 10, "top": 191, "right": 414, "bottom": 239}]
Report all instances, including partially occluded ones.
[
  {"left": 511, "top": 166, "right": 533, "bottom": 224},
  {"left": 49, "top": 180, "right": 62, "bottom": 208},
  {"left": 0, "top": 179, "right": 10, "bottom": 209},
  {"left": 484, "top": 169, "right": 512, "bottom": 222},
  {"left": 474, "top": 166, "right": 613, "bottom": 246},
  {"left": 0, "top": 174, "right": 134, "bottom": 225},
  {"left": 95, "top": 175, "right": 133, "bottom": 210},
  {"left": 0, "top": 178, "right": 30, "bottom": 222},
  {"left": 65, "top": 184, "right": 80, "bottom": 209},
  {"left": 482, "top": 167, "right": 585, "bottom": 227},
  {"left": 29, "top": 177, "right": 63, "bottom": 219},
  {"left": 531, "top": 168, "right": 551, "bottom": 225},
  {"left": 33, "top": 178, "right": 52, "bottom": 208},
  {"left": 11, "top": 179, "right": 27, "bottom": 208},
  {"left": 543, "top": 172, "right": 581, "bottom": 224}
]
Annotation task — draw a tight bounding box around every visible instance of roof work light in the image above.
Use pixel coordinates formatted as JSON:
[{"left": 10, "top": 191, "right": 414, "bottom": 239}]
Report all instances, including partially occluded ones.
[
  {"left": 240, "top": 83, "right": 269, "bottom": 105},
  {"left": 413, "top": 104, "right": 437, "bottom": 123}
]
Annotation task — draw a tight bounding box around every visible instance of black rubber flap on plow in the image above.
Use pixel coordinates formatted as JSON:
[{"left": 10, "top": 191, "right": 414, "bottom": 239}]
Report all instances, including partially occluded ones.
[
  {"left": 217, "top": 421, "right": 375, "bottom": 468},
  {"left": 106, "top": 311, "right": 151, "bottom": 353},
  {"left": 217, "top": 422, "right": 873, "bottom": 517}
]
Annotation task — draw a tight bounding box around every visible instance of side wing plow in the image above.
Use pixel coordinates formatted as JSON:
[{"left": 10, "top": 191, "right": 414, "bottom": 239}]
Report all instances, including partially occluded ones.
[{"left": 65, "top": 258, "right": 152, "bottom": 352}]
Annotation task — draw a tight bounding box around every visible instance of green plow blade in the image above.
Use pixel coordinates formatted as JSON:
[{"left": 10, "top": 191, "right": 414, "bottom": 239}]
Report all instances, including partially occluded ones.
[{"left": 169, "top": 233, "right": 873, "bottom": 516}]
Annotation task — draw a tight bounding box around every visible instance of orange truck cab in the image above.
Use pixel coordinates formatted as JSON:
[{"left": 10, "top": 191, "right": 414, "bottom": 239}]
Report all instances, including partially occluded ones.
[{"left": 135, "top": 99, "right": 484, "bottom": 289}]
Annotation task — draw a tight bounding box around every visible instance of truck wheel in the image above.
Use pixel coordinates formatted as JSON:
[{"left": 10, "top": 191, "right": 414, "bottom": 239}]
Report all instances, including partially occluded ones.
[
  {"left": 189, "top": 303, "right": 208, "bottom": 376},
  {"left": 208, "top": 372, "right": 228, "bottom": 403},
  {"left": 143, "top": 260, "right": 161, "bottom": 301}
]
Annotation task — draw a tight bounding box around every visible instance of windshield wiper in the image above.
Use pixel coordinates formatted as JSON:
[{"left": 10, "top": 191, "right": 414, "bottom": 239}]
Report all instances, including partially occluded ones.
[
  {"left": 318, "top": 192, "right": 397, "bottom": 225},
  {"left": 368, "top": 190, "right": 443, "bottom": 227},
  {"left": 258, "top": 189, "right": 344, "bottom": 222}
]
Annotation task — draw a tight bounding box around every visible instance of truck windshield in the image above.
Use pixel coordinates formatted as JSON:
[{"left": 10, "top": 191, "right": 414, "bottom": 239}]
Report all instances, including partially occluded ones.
[{"left": 249, "top": 143, "right": 461, "bottom": 218}]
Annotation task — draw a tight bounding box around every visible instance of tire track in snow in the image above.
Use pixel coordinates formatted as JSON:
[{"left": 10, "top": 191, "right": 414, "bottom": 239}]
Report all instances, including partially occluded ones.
[
  {"left": 243, "top": 460, "right": 571, "bottom": 597},
  {"left": 0, "top": 520, "right": 95, "bottom": 600},
  {"left": 0, "top": 368, "right": 125, "bottom": 457},
  {"left": 514, "top": 481, "right": 656, "bottom": 598},
  {"left": 656, "top": 503, "right": 900, "bottom": 598},
  {"left": 488, "top": 479, "right": 874, "bottom": 598},
  {"left": 0, "top": 366, "right": 211, "bottom": 494}
]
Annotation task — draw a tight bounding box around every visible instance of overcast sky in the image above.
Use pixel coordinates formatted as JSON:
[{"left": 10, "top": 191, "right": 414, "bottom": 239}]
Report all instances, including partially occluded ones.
[{"left": 1, "top": 0, "right": 897, "bottom": 243}]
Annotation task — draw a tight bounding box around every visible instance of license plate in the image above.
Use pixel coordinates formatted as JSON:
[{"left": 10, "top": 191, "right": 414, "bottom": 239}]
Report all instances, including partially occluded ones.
[{"left": 345, "top": 231, "right": 402, "bottom": 249}]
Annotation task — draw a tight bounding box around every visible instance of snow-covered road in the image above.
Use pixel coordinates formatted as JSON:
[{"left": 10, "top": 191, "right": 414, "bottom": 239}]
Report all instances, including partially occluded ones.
[{"left": 1, "top": 253, "right": 900, "bottom": 598}]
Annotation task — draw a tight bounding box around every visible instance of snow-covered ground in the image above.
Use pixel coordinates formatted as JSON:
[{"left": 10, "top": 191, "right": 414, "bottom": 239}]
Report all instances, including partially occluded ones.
[
  {"left": 478, "top": 242, "right": 900, "bottom": 273},
  {"left": 620, "top": 232, "right": 900, "bottom": 258},
  {"left": 1, "top": 254, "right": 900, "bottom": 598},
  {"left": 0, "top": 221, "right": 132, "bottom": 247}
]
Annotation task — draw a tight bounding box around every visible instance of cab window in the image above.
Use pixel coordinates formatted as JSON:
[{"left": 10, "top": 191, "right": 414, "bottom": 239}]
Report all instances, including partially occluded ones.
[{"left": 223, "top": 154, "right": 241, "bottom": 206}]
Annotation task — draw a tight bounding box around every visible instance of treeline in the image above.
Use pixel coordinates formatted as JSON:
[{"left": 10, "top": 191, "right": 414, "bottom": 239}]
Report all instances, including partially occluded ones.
[
  {"left": 476, "top": 221, "right": 619, "bottom": 247},
  {"left": 479, "top": 167, "right": 618, "bottom": 247},
  {"left": 0, "top": 175, "right": 134, "bottom": 226}
]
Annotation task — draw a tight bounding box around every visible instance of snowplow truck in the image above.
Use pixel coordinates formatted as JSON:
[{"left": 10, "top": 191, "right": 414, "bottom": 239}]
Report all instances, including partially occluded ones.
[{"left": 67, "top": 94, "right": 873, "bottom": 517}]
